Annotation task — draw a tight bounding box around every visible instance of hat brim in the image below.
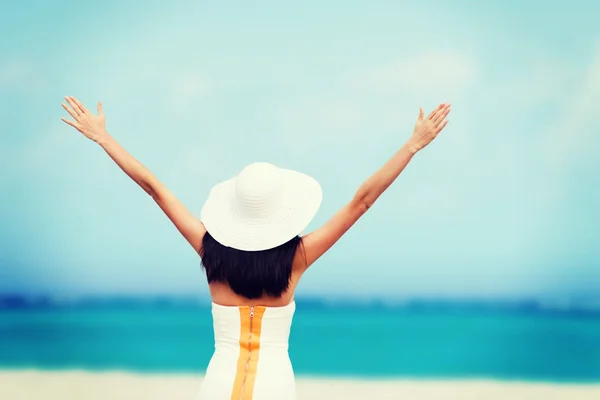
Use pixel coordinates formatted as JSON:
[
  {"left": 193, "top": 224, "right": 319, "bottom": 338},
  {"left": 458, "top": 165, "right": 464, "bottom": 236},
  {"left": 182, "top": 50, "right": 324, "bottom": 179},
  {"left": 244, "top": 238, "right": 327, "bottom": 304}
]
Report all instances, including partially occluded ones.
[{"left": 200, "top": 169, "right": 322, "bottom": 251}]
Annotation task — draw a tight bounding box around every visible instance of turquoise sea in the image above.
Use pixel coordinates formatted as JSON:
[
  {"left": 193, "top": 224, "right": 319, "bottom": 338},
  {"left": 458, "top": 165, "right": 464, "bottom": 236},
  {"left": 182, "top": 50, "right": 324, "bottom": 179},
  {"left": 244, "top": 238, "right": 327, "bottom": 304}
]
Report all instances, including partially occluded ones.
[{"left": 1, "top": 296, "right": 599, "bottom": 382}]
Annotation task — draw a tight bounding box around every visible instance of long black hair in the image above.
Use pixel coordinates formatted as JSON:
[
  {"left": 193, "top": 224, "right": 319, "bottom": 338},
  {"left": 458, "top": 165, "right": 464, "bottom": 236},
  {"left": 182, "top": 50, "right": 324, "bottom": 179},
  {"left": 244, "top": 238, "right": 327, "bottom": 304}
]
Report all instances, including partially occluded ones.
[{"left": 200, "top": 231, "right": 304, "bottom": 299}]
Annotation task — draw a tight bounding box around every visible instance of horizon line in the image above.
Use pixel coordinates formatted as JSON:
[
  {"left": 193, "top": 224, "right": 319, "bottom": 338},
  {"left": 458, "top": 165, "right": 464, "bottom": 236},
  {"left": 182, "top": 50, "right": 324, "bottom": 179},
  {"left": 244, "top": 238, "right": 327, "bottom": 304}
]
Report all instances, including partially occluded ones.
[{"left": 1, "top": 293, "right": 599, "bottom": 314}]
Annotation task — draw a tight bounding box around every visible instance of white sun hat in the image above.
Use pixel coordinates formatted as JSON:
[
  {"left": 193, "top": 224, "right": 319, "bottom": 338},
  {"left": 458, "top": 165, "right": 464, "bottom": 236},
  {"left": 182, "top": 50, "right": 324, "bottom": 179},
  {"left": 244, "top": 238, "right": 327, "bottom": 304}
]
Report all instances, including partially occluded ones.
[{"left": 200, "top": 162, "right": 322, "bottom": 251}]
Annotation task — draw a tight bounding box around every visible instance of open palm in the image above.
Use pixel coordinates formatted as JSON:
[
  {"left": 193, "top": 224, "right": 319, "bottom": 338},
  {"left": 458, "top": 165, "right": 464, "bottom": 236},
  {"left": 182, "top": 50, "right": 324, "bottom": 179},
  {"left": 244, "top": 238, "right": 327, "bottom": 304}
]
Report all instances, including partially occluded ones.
[
  {"left": 61, "top": 96, "right": 108, "bottom": 143},
  {"left": 408, "top": 103, "right": 451, "bottom": 153}
]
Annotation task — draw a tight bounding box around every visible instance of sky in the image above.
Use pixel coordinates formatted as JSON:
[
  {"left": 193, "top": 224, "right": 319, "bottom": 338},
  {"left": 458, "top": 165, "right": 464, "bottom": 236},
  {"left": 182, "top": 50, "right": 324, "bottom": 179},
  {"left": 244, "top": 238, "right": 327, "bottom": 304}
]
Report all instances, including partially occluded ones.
[{"left": 1, "top": 0, "right": 599, "bottom": 299}]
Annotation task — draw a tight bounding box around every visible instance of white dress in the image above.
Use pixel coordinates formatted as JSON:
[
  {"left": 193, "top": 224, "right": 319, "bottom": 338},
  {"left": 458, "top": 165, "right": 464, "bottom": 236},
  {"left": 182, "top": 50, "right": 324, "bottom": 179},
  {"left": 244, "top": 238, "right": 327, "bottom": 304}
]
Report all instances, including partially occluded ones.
[{"left": 197, "top": 301, "right": 297, "bottom": 400}]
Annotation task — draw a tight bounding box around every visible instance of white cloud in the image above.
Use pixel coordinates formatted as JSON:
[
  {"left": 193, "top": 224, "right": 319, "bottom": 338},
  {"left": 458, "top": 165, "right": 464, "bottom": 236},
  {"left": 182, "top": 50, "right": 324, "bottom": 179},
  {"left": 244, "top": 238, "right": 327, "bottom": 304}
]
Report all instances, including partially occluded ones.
[
  {"left": 13, "top": 125, "right": 72, "bottom": 171},
  {"left": 264, "top": 52, "right": 479, "bottom": 151},
  {"left": 167, "top": 144, "right": 224, "bottom": 182},
  {"left": 264, "top": 55, "right": 474, "bottom": 141},
  {"left": 267, "top": 95, "right": 367, "bottom": 138},
  {"left": 166, "top": 74, "right": 210, "bottom": 116},
  {"left": 0, "top": 60, "right": 33, "bottom": 85},
  {"left": 543, "top": 41, "right": 600, "bottom": 168},
  {"left": 346, "top": 52, "right": 480, "bottom": 95},
  {"left": 483, "top": 59, "right": 578, "bottom": 111},
  {"left": 0, "top": 60, "right": 47, "bottom": 94}
]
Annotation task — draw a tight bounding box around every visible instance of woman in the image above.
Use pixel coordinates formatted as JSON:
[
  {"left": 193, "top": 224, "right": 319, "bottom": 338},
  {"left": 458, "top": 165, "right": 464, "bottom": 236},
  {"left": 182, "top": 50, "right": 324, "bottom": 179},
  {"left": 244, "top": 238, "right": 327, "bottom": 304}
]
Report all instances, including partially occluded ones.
[{"left": 61, "top": 96, "right": 450, "bottom": 400}]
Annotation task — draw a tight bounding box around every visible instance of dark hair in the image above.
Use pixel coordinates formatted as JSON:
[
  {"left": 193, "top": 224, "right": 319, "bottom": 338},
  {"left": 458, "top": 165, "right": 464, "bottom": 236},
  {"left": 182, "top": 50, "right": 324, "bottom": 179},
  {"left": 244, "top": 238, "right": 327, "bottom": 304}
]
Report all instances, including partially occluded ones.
[{"left": 200, "top": 232, "right": 304, "bottom": 299}]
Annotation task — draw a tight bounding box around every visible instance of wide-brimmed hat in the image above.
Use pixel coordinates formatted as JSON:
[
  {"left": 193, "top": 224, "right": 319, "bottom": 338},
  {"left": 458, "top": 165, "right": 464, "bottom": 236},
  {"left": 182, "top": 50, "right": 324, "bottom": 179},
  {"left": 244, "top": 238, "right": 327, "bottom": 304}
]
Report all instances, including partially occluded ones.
[{"left": 200, "top": 162, "right": 322, "bottom": 251}]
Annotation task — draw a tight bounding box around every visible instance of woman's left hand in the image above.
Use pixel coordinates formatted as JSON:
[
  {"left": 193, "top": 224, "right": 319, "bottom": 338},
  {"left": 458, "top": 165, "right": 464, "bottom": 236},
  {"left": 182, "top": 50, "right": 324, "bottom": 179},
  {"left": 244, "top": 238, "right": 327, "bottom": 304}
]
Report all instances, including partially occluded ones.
[{"left": 61, "top": 96, "right": 108, "bottom": 143}]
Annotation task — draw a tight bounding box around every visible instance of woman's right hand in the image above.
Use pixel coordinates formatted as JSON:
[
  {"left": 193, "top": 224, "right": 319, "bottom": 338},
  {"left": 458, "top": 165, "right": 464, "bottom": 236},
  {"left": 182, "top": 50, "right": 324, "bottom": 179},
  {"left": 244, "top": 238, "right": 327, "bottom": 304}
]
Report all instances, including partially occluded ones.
[
  {"left": 406, "top": 103, "right": 451, "bottom": 154},
  {"left": 61, "top": 96, "right": 109, "bottom": 144}
]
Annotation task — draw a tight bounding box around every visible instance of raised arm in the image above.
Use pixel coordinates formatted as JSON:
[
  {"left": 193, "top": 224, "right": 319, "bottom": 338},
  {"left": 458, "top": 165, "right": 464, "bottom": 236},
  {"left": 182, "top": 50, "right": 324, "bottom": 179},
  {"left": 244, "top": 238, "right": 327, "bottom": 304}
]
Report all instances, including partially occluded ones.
[
  {"left": 61, "top": 96, "right": 206, "bottom": 254},
  {"left": 297, "top": 103, "right": 451, "bottom": 270}
]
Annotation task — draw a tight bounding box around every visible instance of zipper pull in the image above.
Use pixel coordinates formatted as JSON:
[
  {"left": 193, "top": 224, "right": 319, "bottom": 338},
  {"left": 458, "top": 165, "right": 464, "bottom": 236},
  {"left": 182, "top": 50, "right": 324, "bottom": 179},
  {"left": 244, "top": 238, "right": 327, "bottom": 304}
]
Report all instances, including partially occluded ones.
[{"left": 250, "top": 307, "right": 255, "bottom": 317}]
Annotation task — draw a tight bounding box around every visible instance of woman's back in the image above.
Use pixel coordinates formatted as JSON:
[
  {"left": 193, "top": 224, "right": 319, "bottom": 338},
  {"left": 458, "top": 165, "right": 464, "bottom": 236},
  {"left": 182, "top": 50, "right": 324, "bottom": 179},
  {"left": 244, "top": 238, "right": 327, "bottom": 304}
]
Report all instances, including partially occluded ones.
[{"left": 198, "top": 301, "right": 297, "bottom": 400}]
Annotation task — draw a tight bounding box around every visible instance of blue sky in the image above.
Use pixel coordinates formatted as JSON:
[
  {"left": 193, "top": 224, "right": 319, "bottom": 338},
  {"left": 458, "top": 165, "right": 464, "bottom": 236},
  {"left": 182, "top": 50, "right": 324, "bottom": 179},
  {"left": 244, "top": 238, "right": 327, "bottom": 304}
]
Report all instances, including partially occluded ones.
[{"left": 1, "top": 0, "right": 599, "bottom": 299}]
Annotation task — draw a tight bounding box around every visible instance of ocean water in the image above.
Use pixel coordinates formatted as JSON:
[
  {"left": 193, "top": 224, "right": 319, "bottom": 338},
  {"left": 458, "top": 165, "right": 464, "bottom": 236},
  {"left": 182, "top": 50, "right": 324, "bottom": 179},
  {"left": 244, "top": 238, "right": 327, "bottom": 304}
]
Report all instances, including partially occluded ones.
[{"left": 1, "top": 297, "right": 599, "bottom": 382}]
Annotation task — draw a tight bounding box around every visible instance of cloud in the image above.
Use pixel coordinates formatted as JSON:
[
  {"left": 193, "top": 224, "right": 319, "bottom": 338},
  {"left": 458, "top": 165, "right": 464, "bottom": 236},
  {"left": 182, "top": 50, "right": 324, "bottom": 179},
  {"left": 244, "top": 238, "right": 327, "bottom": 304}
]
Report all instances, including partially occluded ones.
[
  {"left": 0, "top": 60, "right": 33, "bottom": 85},
  {"left": 543, "top": 41, "right": 600, "bottom": 168},
  {"left": 346, "top": 52, "right": 480, "bottom": 95},
  {"left": 264, "top": 53, "right": 479, "bottom": 144},
  {"left": 2, "top": 122, "right": 74, "bottom": 182},
  {"left": 483, "top": 59, "right": 579, "bottom": 111},
  {"left": 0, "top": 60, "right": 48, "bottom": 94},
  {"left": 263, "top": 52, "right": 479, "bottom": 152},
  {"left": 266, "top": 95, "right": 368, "bottom": 139},
  {"left": 166, "top": 74, "right": 211, "bottom": 116}
]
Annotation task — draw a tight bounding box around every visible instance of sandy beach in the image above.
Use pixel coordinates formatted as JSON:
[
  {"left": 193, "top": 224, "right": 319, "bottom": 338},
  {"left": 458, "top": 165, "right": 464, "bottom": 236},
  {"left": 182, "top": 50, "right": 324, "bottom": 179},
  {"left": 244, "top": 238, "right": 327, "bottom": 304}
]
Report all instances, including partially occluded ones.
[{"left": 1, "top": 370, "right": 599, "bottom": 400}]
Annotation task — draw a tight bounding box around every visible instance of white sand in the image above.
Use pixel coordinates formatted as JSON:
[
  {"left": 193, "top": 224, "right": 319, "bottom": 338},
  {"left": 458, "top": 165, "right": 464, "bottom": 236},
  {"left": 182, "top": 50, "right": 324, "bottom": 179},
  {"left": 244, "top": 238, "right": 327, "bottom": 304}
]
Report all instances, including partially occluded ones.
[{"left": 1, "top": 370, "right": 599, "bottom": 400}]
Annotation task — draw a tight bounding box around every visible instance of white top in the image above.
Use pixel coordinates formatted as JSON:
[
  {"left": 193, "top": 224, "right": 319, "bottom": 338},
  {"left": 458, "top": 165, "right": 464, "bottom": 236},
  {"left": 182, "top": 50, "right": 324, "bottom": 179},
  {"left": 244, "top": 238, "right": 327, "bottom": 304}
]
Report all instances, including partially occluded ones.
[{"left": 197, "top": 301, "right": 297, "bottom": 400}]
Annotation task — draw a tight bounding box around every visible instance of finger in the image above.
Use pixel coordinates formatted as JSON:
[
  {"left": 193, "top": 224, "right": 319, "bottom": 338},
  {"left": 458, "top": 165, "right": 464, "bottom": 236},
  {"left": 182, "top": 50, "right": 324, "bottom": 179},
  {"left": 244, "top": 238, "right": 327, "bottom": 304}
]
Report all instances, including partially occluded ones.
[
  {"left": 435, "top": 120, "right": 449, "bottom": 133},
  {"left": 97, "top": 101, "right": 104, "bottom": 116},
  {"left": 65, "top": 96, "right": 83, "bottom": 115},
  {"left": 427, "top": 103, "right": 445, "bottom": 120},
  {"left": 62, "top": 103, "right": 79, "bottom": 120},
  {"left": 431, "top": 104, "right": 450, "bottom": 123},
  {"left": 61, "top": 117, "right": 81, "bottom": 130},
  {"left": 418, "top": 107, "right": 424, "bottom": 121},
  {"left": 71, "top": 96, "right": 89, "bottom": 114},
  {"left": 434, "top": 106, "right": 451, "bottom": 125}
]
